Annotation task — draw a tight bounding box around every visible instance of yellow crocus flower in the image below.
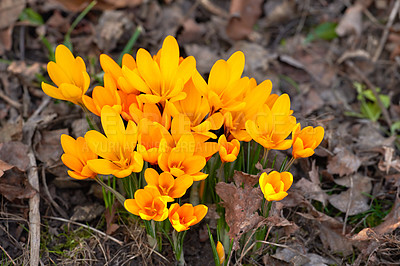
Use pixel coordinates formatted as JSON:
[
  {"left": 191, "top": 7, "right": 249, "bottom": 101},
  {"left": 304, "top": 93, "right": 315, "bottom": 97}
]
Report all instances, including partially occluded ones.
[
  {"left": 42, "top": 44, "right": 90, "bottom": 105},
  {"left": 85, "top": 106, "right": 143, "bottom": 178}
]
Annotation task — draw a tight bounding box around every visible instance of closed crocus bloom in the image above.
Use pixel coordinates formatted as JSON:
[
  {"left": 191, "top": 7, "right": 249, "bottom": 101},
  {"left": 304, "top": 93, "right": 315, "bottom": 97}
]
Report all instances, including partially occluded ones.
[
  {"left": 192, "top": 51, "right": 249, "bottom": 113},
  {"left": 61, "top": 135, "right": 97, "bottom": 180},
  {"left": 245, "top": 94, "right": 296, "bottom": 151},
  {"left": 158, "top": 133, "right": 208, "bottom": 181},
  {"left": 137, "top": 118, "right": 174, "bottom": 164},
  {"left": 85, "top": 106, "right": 143, "bottom": 178},
  {"left": 42, "top": 44, "right": 90, "bottom": 105},
  {"left": 144, "top": 168, "right": 193, "bottom": 201},
  {"left": 218, "top": 135, "right": 240, "bottom": 163},
  {"left": 259, "top": 171, "right": 293, "bottom": 201},
  {"left": 292, "top": 123, "right": 324, "bottom": 159},
  {"left": 82, "top": 73, "right": 122, "bottom": 116},
  {"left": 168, "top": 203, "right": 208, "bottom": 232},
  {"left": 122, "top": 35, "right": 196, "bottom": 105},
  {"left": 124, "top": 186, "right": 168, "bottom": 221},
  {"left": 216, "top": 241, "right": 225, "bottom": 265}
]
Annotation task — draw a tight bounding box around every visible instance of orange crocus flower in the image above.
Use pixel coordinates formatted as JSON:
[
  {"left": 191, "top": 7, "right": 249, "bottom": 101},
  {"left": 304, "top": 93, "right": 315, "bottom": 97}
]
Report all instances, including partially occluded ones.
[
  {"left": 144, "top": 168, "right": 193, "bottom": 201},
  {"left": 42, "top": 44, "right": 90, "bottom": 105},
  {"left": 85, "top": 106, "right": 143, "bottom": 178},
  {"left": 259, "top": 171, "right": 293, "bottom": 201},
  {"left": 192, "top": 51, "right": 249, "bottom": 113},
  {"left": 292, "top": 123, "right": 324, "bottom": 159},
  {"left": 124, "top": 186, "right": 168, "bottom": 221},
  {"left": 216, "top": 241, "right": 225, "bottom": 265},
  {"left": 61, "top": 135, "right": 97, "bottom": 180},
  {"left": 136, "top": 118, "right": 174, "bottom": 165},
  {"left": 168, "top": 203, "right": 208, "bottom": 232},
  {"left": 82, "top": 73, "right": 122, "bottom": 116},
  {"left": 218, "top": 135, "right": 240, "bottom": 163},
  {"left": 158, "top": 133, "right": 208, "bottom": 181},
  {"left": 245, "top": 94, "right": 296, "bottom": 150},
  {"left": 100, "top": 53, "right": 140, "bottom": 95}
]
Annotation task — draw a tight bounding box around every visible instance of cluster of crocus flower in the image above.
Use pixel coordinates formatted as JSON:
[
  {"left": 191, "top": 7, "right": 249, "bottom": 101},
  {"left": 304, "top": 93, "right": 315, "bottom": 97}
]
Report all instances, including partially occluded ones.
[{"left": 45, "top": 35, "right": 324, "bottom": 232}]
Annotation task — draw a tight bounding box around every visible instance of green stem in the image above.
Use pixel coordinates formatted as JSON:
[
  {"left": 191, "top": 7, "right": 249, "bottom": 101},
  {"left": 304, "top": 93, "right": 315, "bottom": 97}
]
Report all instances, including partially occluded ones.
[
  {"left": 94, "top": 175, "right": 126, "bottom": 205},
  {"left": 282, "top": 157, "right": 295, "bottom": 172},
  {"left": 262, "top": 148, "right": 270, "bottom": 168},
  {"left": 64, "top": 1, "right": 97, "bottom": 50}
]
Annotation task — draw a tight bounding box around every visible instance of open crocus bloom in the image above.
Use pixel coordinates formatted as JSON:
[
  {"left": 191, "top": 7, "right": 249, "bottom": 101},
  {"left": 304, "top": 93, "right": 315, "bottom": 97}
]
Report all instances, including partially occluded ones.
[
  {"left": 61, "top": 135, "right": 97, "bottom": 180},
  {"left": 292, "top": 123, "right": 325, "bottom": 159},
  {"left": 259, "top": 171, "right": 293, "bottom": 201},
  {"left": 192, "top": 51, "right": 249, "bottom": 114},
  {"left": 124, "top": 186, "right": 168, "bottom": 221},
  {"left": 158, "top": 133, "right": 207, "bottom": 181},
  {"left": 245, "top": 94, "right": 296, "bottom": 151},
  {"left": 122, "top": 35, "right": 196, "bottom": 105},
  {"left": 85, "top": 106, "right": 143, "bottom": 178},
  {"left": 168, "top": 203, "right": 208, "bottom": 232},
  {"left": 42, "top": 44, "right": 90, "bottom": 105},
  {"left": 144, "top": 168, "right": 193, "bottom": 201},
  {"left": 218, "top": 135, "right": 240, "bottom": 163}
]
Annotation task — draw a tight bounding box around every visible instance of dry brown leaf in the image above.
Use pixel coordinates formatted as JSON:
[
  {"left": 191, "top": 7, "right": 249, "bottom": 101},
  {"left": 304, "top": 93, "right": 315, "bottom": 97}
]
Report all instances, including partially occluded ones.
[
  {"left": 0, "top": 166, "right": 36, "bottom": 201},
  {"left": 94, "top": 10, "right": 133, "bottom": 52},
  {"left": 301, "top": 89, "right": 324, "bottom": 116},
  {"left": 226, "top": 0, "right": 263, "bottom": 40},
  {"left": 329, "top": 174, "right": 372, "bottom": 216},
  {"left": 0, "top": 27, "right": 12, "bottom": 54},
  {"left": 184, "top": 44, "right": 218, "bottom": 74},
  {"left": 378, "top": 146, "right": 400, "bottom": 174},
  {"left": 232, "top": 170, "right": 259, "bottom": 188},
  {"left": 7, "top": 62, "right": 42, "bottom": 84},
  {"left": 178, "top": 19, "right": 206, "bottom": 44},
  {"left": 0, "top": 0, "right": 25, "bottom": 29},
  {"left": 374, "top": 193, "right": 400, "bottom": 235},
  {"left": 327, "top": 145, "right": 361, "bottom": 176},
  {"left": 216, "top": 178, "right": 263, "bottom": 250},
  {"left": 0, "top": 142, "right": 30, "bottom": 171},
  {"left": 33, "top": 128, "right": 68, "bottom": 165},
  {"left": 263, "top": 0, "right": 296, "bottom": 26},
  {"left": 0, "top": 159, "right": 13, "bottom": 176},
  {"left": 319, "top": 221, "right": 353, "bottom": 256},
  {"left": 0, "top": 118, "right": 23, "bottom": 143},
  {"left": 71, "top": 203, "right": 105, "bottom": 222},
  {"left": 49, "top": 0, "right": 142, "bottom": 12},
  {"left": 105, "top": 201, "right": 120, "bottom": 235},
  {"left": 295, "top": 178, "right": 328, "bottom": 207},
  {"left": 336, "top": 3, "right": 363, "bottom": 37}
]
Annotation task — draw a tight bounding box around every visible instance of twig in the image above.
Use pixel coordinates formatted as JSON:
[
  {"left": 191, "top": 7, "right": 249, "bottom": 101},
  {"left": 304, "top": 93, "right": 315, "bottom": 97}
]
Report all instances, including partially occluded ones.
[
  {"left": 40, "top": 167, "right": 68, "bottom": 219},
  {"left": 27, "top": 150, "right": 40, "bottom": 266},
  {"left": 44, "top": 216, "right": 124, "bottom": 246},
  {"left": 372, "top": 0, "right": 400, "bottom": 62},
  {"left": 345, "top": 60, "right": 392, "bottom": 127},
  {"left": 343, "top": 175, "right": 353, "bottom": 235},
  {"left": 0, "top": 89, "right": 22, "bottom": 109},
  {"left": 0, "top": 244, "right": 16, "bottom": 265},
  {"left": 199, "top": 0, "right": 229, "bottom": 19}
]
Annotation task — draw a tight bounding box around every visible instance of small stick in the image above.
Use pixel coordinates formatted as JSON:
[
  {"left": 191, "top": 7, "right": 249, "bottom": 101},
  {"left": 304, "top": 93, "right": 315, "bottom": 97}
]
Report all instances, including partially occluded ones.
[
  {"left": 41, "top": 167, "right": 68, "bottom": 219},
  {"left": 27, "top": 150, "right": 40, "bottom": 266},
  {"left": 0, "top": 244, "right": 16, "bottom": 265},
  {"left": 44, "top": 216, "right": 124, "bottom": 246},
  {"left": 372, "top": 0, "right": 400, "bottom": 62},
  {"left": 0, "top": 89, "right": 22, "bottom": 109},
  {"left": 345, "top": 60, "right": 392, "bottom": 127},
  {"left": 343, "top": 175, "right": 353, "bottom": 235}
]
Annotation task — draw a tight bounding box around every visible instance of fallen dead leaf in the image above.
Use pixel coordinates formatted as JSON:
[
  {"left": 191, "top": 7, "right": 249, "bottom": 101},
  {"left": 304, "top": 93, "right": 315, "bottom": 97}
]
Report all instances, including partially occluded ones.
[
  {"left": 328, "top": 174, "right": 372, "bottom": 215},
  {"left": 0, "top": 0, "right": 25, "bottom": 29},
  {"left": 178, "top": 19, "right": 206, "bottom": 44},
  {"left": 0, "top": 166, "right": 36, "bottom": 201},
  {"left": 94, "top": 10, "right": 134, "bottom": 52},
  {"left": 226, "top": 0, "right": 263, "bottom": 40},
  {"left": 7, "top": 62, "right": 42, "bottom": 85},
  {"left": 301, "top": 89, "right": 324, "bottom": 116},
  {"left": 263, "top": 0, "right": 296, "bottom": 26},
  {"left": 378, "top": 146, "right": 400, "bottom": 174},
  {"left": 70, "top": 203, "right": 105, "bottom": 222},
  {"left": 105, "top": 201, "right": 120, "bottom": 235},
  {"left": 216, "top": 175, "right": 264, "bottom": 250},
  {"left": 295, "top": 178, "right": 328, "bottom": 207},
  {"left": 271, "top": 245, "right": 309, "bottom": 265},
  {"left": 0, "top": 118, "right": 23, "bottom": 142},
  {"left": 0, "top": 159, "right": 13, "bottom": 176},
  {"left": 374, "top": 191, "right": 400, "bottom": 235},
  {"left": 335, "top": 3, "right": 363, "bottom": 37},
  {"left": 232, "top": 170, "right": 259, "bottom": 188},
  {"left": 0, "top": 141, "right": 30, "bottom": 171},
  {"left": 33, "top": 128, "right": 68, "bottom": 165},
  {"left": 184, "top": 44, "right": 218, "bottom": 74},
  {"left": 327, "top": 145, "right": 361, "bottom": 176}
]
